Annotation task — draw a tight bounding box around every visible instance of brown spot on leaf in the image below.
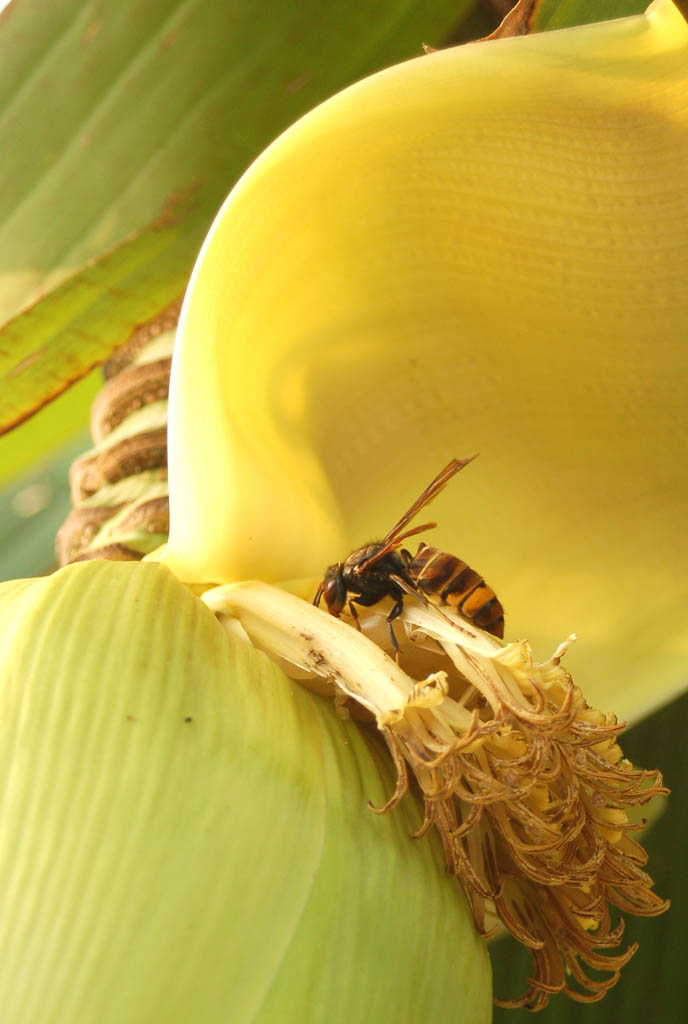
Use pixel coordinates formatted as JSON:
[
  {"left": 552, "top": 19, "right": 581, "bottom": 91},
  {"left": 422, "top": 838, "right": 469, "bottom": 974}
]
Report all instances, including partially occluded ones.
[
  {"left": 83, "top": 19, "right": 102, "bottom": 44},
  {"left": 5, "top": 348, "right": 45, "bottom": 380}
]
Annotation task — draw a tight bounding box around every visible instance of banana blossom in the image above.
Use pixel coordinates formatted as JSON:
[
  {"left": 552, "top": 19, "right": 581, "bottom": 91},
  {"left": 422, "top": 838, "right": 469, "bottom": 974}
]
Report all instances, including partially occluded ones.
[{"left": 0, "top": 1, "right": 686, "bottom": 1018}]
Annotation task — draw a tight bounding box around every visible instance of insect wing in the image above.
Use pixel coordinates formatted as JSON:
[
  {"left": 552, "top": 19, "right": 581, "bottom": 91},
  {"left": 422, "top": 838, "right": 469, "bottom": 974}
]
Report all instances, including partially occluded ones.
[
  {"left": 356, "top": 456, "right": 478, "bottom": 575},
  {"left": 381, "top": 455, "right": 477, "bottom": 546}
]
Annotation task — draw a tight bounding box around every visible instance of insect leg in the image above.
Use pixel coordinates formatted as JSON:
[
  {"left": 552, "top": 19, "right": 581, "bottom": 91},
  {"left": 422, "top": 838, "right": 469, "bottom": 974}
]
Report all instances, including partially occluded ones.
[
  {"left": 348, "top": 600, "right": 363, "bottom": 632},
  {"left": 350, "top": 594, "right": 401, "bottom": 654},
  {"left": 390, "top": 572, "right": 465, "bottom": 630},
  {"left": 385, "top": 597, "right": 403, "bottom": 655}
]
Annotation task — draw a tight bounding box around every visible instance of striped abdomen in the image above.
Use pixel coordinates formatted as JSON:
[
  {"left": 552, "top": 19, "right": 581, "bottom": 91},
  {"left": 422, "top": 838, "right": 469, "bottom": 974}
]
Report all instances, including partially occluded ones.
[{"left": 408, "top": 542, "right": 505, "bottom": 639}]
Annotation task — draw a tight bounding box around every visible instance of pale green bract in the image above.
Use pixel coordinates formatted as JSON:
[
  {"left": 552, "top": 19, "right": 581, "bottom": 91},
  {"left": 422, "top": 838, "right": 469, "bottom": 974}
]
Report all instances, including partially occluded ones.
[{"left": 0, "top": 560, "right": 491, "bottom": 1023}]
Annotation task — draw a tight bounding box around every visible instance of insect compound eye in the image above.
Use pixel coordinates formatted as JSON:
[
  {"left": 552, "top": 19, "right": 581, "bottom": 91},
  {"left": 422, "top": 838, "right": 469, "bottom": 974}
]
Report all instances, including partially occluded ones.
[{"left": 323, "top": 570, "right": 346, "bottom": 617}]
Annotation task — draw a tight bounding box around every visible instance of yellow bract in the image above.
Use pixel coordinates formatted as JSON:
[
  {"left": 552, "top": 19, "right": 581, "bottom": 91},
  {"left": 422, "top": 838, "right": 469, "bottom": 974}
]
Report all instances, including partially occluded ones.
[{"left": 163, "top": 0, "right": 688, "bottom": 722}]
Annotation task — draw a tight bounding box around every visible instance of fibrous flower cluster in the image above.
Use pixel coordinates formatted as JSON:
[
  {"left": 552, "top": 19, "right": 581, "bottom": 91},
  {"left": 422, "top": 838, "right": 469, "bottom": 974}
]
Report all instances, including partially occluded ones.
[
  {"left": 376, "top": 602, "right": 668, "bottom": 1009},
  {"left": 205, "top": 582, "right": 668, "bottom": 1010}
]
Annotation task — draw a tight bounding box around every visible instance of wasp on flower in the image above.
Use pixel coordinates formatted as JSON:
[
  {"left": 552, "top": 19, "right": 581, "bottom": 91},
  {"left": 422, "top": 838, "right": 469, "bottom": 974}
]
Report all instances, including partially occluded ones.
[
  {"left": 314, "top": 456, "right": 505, "bottom": 647},
  {"left": 208, "top": 492, "right": 669, "bottom": 1010}
]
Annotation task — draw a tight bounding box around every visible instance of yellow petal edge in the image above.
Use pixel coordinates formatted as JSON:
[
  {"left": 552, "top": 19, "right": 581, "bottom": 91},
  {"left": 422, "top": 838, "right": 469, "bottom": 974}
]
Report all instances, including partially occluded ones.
[{"left": 163, "top": 0, "right": 688, "bottom": 722}]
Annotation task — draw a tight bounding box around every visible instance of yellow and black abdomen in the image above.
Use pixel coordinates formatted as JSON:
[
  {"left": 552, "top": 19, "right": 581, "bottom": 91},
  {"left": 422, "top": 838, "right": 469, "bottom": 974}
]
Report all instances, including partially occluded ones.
[{"left": 408, "top": 542, "right": 505, "bottom": 639}]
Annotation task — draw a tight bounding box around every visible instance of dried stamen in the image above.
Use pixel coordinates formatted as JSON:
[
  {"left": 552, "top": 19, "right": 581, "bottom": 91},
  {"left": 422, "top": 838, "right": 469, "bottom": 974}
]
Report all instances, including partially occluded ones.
[{"left": 204, "top": 581, "right": 669, "bottom": 1010}]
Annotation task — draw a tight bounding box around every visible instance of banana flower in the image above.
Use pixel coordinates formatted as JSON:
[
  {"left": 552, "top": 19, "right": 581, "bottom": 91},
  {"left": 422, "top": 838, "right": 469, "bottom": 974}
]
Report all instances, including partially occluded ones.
[{"left": 0, "top": 1, "right": 686, "bottom": 1018}]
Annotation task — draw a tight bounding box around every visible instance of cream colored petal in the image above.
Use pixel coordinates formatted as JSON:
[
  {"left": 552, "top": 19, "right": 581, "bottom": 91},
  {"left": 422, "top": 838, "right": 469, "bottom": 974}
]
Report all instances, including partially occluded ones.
[
  {"left": 164, "top": 0, "right": 688, "bottom": 721},
  {"left": 0, "top": 562, "right": 490, "bottom": 1023}
]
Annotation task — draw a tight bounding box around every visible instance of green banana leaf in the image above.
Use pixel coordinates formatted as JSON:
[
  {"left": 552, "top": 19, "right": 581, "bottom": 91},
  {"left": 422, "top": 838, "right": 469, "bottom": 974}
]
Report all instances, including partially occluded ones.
[
  {"left": 0, "top": 432, "right": 88, "bottom": 582},
  {"left": 0, "top": 0, "right": 476, "bottom": 437},
  {"left": 0, "top": 0, "right": 489, "bottom": 500}
]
